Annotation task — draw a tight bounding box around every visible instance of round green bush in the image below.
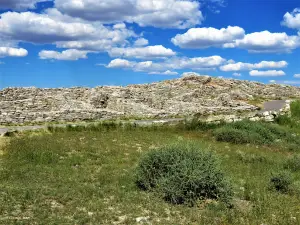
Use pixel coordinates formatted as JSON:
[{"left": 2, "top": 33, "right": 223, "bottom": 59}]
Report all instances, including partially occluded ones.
[{"left": 135, "top": 143, "right": 233, "bottom": 205}]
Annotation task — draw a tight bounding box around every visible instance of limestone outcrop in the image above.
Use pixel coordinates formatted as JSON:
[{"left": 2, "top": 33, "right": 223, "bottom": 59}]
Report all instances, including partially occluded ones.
[{"left": 0, "top": 73, "right": 299, "bottom": 125}]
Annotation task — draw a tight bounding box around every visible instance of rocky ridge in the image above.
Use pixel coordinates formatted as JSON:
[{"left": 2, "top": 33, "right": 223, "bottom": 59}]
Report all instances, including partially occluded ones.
[{"left": 0, "top": 73, "right": 299, "bottom": 125}]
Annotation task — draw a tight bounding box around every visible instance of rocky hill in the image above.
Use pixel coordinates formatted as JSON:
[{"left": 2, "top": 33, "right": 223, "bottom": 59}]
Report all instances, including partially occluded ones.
[{"left": 0, "top": 73, "right": 299, "bottom": 125}]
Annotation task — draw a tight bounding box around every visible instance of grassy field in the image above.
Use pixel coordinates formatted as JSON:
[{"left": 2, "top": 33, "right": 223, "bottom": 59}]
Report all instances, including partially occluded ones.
[{"left": 1, "top": 116, "right": 300, "bottom": 224}]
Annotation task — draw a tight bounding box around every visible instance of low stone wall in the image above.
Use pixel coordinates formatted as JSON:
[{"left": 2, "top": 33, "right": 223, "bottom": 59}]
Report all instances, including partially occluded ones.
[{"left": 200, "top": 100, "right": 291, "bottom": 124}]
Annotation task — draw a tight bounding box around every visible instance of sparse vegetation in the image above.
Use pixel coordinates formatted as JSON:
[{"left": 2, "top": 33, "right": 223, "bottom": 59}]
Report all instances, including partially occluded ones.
[{"left": 1, "top": 116, "right": 300, "bottom": 224}]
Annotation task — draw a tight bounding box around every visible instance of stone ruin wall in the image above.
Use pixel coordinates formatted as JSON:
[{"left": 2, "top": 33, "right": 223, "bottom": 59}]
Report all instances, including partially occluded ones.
[{"left": 0, "top": 75, "right": 298, "bottom": 126}]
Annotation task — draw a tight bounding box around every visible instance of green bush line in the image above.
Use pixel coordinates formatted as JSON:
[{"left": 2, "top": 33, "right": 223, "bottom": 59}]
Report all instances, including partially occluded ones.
[{"left": 213, "top": 120, "right": 300, "bottom": 150}]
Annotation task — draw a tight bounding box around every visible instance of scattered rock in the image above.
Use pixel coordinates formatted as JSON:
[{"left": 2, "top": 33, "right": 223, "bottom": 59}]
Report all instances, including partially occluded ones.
[{"left": 136, "top": 216, "right": 150, "bottom": 224}]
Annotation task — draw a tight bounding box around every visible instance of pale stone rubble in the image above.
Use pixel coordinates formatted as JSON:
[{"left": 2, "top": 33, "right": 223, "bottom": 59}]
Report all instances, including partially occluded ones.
[{"left": 0, "top": 73, "right": 299, "bottom": 125}]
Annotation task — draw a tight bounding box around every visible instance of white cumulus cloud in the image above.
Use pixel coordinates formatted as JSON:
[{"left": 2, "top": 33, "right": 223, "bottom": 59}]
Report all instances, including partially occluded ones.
[
  {"left": 39, "top": 49, "right": 89, "bottom": 61},
  {"left": 220, "top": 60, "right": 288, "bottom": 72},
  {"left": 282, "top": 8, "right": 300, "bottom": 30},
  {"left": 107, "top": 59, "right": 134, "bottom": 68},
  {"left": 108, "top": 45, "right": 176, "bottom": 59},
  {"left": 294, "top": 74, "right": 300, "bottom": 78},
  {"left": 134, "top": 38, "right": 149, "bottom": 47},
  {"left": 0, "top": 47, "right": 28, "bottom": 57},
  {"left": 235, "top": 31, "right": 300, "bottom": 53},
  {"left": 106, "top": 55, "right": 226, "bottom": 73},
  {"left": 55, "top": 0, "right": 203, "bottom": 29},
  {"left": 249, "top": 70, "right": 286, "bottom": 77},
  {"left": 171, "top": 26, "right": 245, "bottom": 49},
  {"left": 0, "top": 9, "right": 136, "bottom": 54}
]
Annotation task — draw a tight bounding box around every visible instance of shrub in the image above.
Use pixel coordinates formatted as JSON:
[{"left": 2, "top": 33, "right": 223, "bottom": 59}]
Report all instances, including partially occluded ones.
[
  {"left": 291, "top": 100, "right": 300, "bottom": 119},
  {"left": 135, "top": 143, "right": 233, "bottom": 205},
  {"left": 214, "top": 127, "right": 263, "bottom": 144},
  {"left": 270, "top": 171, "right": 292, "bottom": 193},
  {"left": 229, "top": 121, "right": 276, "bottom": 144},
  {"left": 285, "top": 155, "right": 300, "bottom": 172}
]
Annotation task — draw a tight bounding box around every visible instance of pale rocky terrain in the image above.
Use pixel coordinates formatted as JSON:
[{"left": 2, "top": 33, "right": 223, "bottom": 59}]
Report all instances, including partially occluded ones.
[{"left": 0, "top": 73, "right": 299, "bottom": 125}]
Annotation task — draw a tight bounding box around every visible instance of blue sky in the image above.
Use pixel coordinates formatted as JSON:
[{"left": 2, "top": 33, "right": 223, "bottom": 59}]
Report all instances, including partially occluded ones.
[{"left": 0, "top": 0, "right": 299, "bottom": 88}]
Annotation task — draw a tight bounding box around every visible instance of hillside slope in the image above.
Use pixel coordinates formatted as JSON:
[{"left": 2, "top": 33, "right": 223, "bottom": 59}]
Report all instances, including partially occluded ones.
[{"left": 0, "top": 73, "right": 299, "bottom": 124}]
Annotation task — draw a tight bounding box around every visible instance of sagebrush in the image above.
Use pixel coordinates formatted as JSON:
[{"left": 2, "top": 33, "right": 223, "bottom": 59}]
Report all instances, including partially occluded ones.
[{"left": 135, "top": 143, "right": 233, "bottom": 205}]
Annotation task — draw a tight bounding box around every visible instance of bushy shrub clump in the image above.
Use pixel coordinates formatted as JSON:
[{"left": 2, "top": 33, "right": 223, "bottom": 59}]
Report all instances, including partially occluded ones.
[
  {"left": 214, "top": 128, "right": 263, "bottom": 144},
  {"left": 285, "top": 155, "right": 300, "bottom": 172},
  {"left": 135, "top": 143, "right": 233, "bottom": 205},
  {"left": 270, "top": 171, "right": 292, "bottom": 193},
  {"left": 213, "top": 120, "right": 299, "bottom": 146}
]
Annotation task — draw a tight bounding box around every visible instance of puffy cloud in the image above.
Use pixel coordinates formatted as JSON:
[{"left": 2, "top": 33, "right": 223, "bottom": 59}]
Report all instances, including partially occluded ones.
[
  {"left": 0, "top": 11, "right": 95, "bottom": 44},
  {"left": 106, "top": 59, "right": 154, "bottom": 71},
  {"left": 167, "top": 55, "right": 226, "bottom": 70},
  {"left": 235, "top": 31, "right": 300, "bottom": 53},
  {"left": 282, "top": 8, "right": 300, "bottom": 30},
  {"left": 106, "top": 55, "right": 226, "bottom": 73},
  {"left": 0, "top": 0, "right": 43, "bottom": 10},
  {"left": 39, "top": 49, "right": 89, "bottom": 61},
  {"left": 113, "top": 23, "right": 127, "bottom": 29},
  {"left": 249, "top": 70, "right": 286, "bottom": 77},
  {"left": 0, "top": 9, "right": 136, "bottom": 56},
  {"left": 172, "top": 27, "right": 300, "bottom": 53},
  {"left": 294, "top": 74, "right": 300, "bottom": 78},
  {"left": 232, "top": 72, "right": 241, "bottom": 77},
  {"left": 171, "top": 26, "right": 245, "bottom": 48},
  {"left": 108, "top": 45, "right": 176, "bottom": 59},
  {"left": 149, "top": 70, "right": 178, "bottom": 75},
  {"left": 55, "top": 0, "right": 203, "bottom": 29},
  {"left": 220, "top": 60, "right": 288, "bottom": 72},
  {"left": 107, "top": 59, "right": 134, "bottom": 68},
  {"left": 134, "top": 38, "right": 149, "bottom": 47},
  {"left": 0, "top": 10, "right": 135, "bottom": 44},
  {"left": 0, "top": 47, "right": 28, "bottom": 57}
]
